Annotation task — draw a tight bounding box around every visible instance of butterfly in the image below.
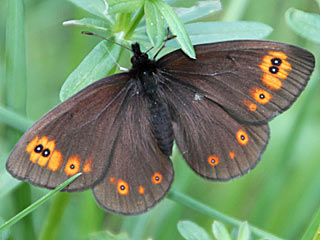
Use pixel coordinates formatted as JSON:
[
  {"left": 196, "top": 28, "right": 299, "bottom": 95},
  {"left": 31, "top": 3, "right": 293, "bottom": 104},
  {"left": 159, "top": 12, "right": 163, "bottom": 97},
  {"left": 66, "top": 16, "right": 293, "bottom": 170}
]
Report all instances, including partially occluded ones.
[{"left": 6, "top": 36, "right": 315, "bottom": 215}]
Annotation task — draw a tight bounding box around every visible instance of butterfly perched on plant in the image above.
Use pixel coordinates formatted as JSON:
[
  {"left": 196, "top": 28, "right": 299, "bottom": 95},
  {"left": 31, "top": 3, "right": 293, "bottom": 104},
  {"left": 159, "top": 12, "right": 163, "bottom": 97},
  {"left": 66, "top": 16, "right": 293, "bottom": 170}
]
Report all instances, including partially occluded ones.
[{"left": 6, "top": 31, "right": 314, "bottom": 215}]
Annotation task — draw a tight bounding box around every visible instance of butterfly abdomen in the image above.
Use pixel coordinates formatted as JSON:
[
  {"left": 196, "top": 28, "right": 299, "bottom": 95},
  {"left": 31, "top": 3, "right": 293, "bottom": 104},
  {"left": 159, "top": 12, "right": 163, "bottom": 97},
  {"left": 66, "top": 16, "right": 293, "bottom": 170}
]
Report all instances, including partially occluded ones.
[{"left": 148, "top": 98, "right": 174, "bottom": 157}]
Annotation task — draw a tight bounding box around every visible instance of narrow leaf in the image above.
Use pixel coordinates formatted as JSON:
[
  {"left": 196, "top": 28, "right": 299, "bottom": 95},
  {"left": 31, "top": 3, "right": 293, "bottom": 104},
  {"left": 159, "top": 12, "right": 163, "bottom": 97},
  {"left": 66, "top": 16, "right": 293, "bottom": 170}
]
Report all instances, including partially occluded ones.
[
  {"left": 177, "top": 221, "right": 211, "bottom": 240},
  {"left": 0, "top": 173, "right": 81, "bottom": 233},
  {"left": 182, "top": 21, "right": 272, "bottom": 45},
  {"left": 89, "top": 231, "right": 130, "bottom": 240},
  {"left": 145, "top": 0, "right": 165, "bottom": 47},
  {"left": 69, "top": 0, "right": 111, "bottom": 22},
  {"left": 175, "top": 0, "right": 222, "bottom": 23},
  {"left": 212, "top": 221, "right": 232, "bottom": 240},
  {"left": 107, "top": 0, "right": 143, "bottom": 14},
  {"left": 285, "top": 8, "right": 320, "bottom": 43},
  {"left": 60, "top": 41, "right": 121, "bottom": 101},
  {"left": 153, "top": 0, "right": 195, "bottom": 58},
  {"left": 5, "top": 0, "right": 27, "bottom": 114},
  {"left": 237, "top": 222, "right": 251, "bottom": 240},
  {"left": 63, "top": 18, "right": 111, "bottom": 32}
]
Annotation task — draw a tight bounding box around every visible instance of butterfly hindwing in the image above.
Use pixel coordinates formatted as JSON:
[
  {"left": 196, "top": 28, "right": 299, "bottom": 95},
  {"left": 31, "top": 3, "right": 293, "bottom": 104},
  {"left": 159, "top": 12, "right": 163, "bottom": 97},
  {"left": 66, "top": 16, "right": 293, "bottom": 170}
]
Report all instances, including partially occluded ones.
[
  {"left": 158, "top": 40, "right": 315, "bottom": 124},
  {"left": 162, "top": 80, "right": 269, "bottom": 180},
  {"left": 92, "top": 89, "right": 174, "bottom": 215},
  {"left": 6, "top": 73, "right": 131, "bottom": 191}
]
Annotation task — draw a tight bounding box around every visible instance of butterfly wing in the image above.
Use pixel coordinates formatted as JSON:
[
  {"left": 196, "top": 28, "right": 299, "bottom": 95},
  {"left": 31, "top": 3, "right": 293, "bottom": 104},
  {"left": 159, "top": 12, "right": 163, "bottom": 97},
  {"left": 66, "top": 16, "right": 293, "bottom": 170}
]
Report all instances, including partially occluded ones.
[
  {"left": 92, "top": 90, "right": 174, "bottom": 215},
  {"left": 157, "top": 40, "right": 314, "bottom": 180},
  {"left": 6, "top": 73, "right": 132, "bottom": 191},
  {"left": 164, "top": 81, "right": 269, "bottom": 180},
  {"left": 158, "top": 40, "right": 315, "bottom": 124}
]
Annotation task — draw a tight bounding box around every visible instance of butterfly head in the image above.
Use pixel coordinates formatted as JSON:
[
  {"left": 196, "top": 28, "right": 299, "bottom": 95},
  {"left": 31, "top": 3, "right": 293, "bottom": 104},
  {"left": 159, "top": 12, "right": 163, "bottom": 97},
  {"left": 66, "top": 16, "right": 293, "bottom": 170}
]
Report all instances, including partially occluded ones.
[{"left": 130, "top": 43, "right": 150, "bottom": 67}]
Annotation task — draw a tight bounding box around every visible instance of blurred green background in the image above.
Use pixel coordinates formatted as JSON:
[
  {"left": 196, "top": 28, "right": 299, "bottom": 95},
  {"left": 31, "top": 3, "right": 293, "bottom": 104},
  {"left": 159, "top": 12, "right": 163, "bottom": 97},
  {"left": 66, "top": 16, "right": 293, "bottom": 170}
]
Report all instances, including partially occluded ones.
[{"left": 1, "top": 0, "right": 320, "bottom": 239}]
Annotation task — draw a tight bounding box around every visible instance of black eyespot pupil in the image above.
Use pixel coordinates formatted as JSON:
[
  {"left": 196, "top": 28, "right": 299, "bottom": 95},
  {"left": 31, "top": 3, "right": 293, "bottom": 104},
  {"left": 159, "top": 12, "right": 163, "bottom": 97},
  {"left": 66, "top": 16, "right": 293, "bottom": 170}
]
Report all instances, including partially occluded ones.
[
  {"left": 241, "top": 135, "right": 245, "bottom": 140},
  {"left": 271, "top": 58, "right": 282, "bottom": 66},
  {"left": 42, "top": 149, "right": 50, "bottom": 157},
  {"left": 34, "top": 145, "right": 43, "bottom": 153},
  {"left": 155, "top": 176, "right": 160, "bottom": 181},
  {"left": 211, "top": 159, "right": 215, "bottom": 163},
  {"left": 269, "top": 66, "right": 279, "bottom": 74},
  {"left": 70, "top": 164, "right": 75, "bottom": 169},
  {"left": 260, "top": 94, "right": 265, "bottom": 99},
  {"left": 120, "top": 185, "right": 125, "bottom": 190}
]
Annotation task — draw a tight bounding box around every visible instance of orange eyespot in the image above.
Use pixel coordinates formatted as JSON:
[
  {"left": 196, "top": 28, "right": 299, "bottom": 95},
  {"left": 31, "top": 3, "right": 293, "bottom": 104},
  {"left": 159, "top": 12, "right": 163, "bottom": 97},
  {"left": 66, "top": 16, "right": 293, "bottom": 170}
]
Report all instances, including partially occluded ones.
[
  {"left": 152, "top": 173, "right": 163, "bottom": 184},
  {"left": 64, "top": 155, "right": 81, "bottom": 176},
  {"left": 47, "top": 150, "right": 64, "bottom": 171},
  {"left": 229, "top": 151, "right": 235, "bottom": 159},
  {"left": 236, "top": 129, "right": 249, "bottom": 146},
  {"left": 262, "top": 74, "right": 282, "bottom": 90},
  {"left": 117, "top": 179, "right": 129, "bottom": 195},
  {"left": 37, "top": 140, "right": 56, "bottom": 167},
  {"left": 109, "top": 177, "right": 116, "bottom": 183},
  {"left": 243, "top": 100, "right": 257, "bottom": 112},
  {"left": 208, "top": 155, "right": 219, "bottom": 166},
  {"left": 250, "top": 88, "right": 272, "bottom": 105},
  {"left": 139, "top": 186, "right": 145, "bottom": 195},
  {"left": 83, "top": 157, "right": 92, "bottom": 173}
]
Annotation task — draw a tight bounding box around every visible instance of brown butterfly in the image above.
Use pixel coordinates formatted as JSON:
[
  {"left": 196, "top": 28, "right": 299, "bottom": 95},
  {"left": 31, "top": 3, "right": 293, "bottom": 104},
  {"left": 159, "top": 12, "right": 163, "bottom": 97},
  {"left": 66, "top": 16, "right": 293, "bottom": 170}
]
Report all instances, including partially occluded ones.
[{"left": 6, "top": 39, "right": 315, "bottom": 215}]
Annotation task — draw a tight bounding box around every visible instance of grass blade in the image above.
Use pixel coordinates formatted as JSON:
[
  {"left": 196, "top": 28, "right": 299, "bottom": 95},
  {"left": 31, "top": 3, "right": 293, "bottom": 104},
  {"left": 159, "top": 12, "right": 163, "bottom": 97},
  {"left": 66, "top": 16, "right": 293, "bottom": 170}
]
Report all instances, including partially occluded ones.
[{"left": 0, "top": 173, "right": 82, "bottom": 233}]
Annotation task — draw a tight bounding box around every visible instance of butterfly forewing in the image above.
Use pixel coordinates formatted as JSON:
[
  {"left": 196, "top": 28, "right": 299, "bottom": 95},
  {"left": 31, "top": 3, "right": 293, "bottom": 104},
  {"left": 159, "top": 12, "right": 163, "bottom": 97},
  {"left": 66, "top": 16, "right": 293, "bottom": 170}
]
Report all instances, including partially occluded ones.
[
  {"left": 92, "top": 89, "right": 174, "bottom": 215},
  {"left": 158, "top": 40, "right": 315, "bottom": 124},
  {"left": 6, "top": 73, "right": 131, "bottom": 191}
]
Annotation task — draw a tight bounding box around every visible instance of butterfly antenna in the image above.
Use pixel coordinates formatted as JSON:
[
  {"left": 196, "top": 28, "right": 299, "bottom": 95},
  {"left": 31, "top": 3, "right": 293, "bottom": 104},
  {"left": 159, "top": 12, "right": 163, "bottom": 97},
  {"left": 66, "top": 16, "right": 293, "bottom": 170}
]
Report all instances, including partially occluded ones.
[
  {"left": 81, "top": 31, "right": 132, "bottom": 52},
  {"left": 153, "top": 30, "right": 176, "bottom": 60}
]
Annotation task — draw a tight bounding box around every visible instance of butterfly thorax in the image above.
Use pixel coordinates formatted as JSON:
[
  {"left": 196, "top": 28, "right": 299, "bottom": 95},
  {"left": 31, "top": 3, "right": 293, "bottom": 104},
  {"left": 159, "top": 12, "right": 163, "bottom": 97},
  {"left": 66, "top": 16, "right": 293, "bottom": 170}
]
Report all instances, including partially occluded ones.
[{"left": 129, "top": 43, "right": 174, "bottom": 157}]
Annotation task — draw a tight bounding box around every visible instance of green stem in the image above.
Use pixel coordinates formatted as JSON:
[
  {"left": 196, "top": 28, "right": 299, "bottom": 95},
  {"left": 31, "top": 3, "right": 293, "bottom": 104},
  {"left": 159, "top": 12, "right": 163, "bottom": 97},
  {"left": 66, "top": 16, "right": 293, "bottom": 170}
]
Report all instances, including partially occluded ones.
[
  {"left": 124, "top": 7, "right": 145, "bottom": 39},
  {"left": 167, "top": 190, "right": 283, "bottom": 240},
  {"left": 0, "top": 173, "right": 81, "bottom": 233},
  {"left": 39, "top": 193, "right": 71, "bottom": 240},
  {"left": 301, "top": 206, "right": 320, "bottom": 240},
  {"left": 0, "top": 105, "right": 33, "bottom": 132}
]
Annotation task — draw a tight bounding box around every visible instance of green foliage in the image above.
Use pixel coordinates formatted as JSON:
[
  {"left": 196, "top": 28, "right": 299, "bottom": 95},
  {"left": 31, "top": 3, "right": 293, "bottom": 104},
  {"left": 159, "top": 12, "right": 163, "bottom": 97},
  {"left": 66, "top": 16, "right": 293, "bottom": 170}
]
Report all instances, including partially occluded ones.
[
  {"left": 285, "top": 8, "right": 320, "bottom": 44},
  {"left": 0, "top": 0, "right": 320, "bottom": 240}
]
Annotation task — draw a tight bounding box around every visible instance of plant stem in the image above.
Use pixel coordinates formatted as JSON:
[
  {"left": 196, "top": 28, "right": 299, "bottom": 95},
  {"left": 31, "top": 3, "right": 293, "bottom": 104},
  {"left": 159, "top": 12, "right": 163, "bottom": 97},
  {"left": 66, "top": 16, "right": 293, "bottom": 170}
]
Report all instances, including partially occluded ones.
[
  {"left": 167, "top": 190, "right": 283, "bottom": 240},
  {"left": 124, "top": 7, "right": 145, "bottom": 39},
  {"left": 0, "top": 105, "right": 33, "bottom": 132}
]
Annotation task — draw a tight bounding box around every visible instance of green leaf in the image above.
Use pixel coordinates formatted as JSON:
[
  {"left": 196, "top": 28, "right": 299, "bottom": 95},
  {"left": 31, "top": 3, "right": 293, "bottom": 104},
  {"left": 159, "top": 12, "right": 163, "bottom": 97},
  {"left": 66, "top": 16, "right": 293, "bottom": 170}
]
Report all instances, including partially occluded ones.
[
  {"left": 89, "top": 231, "right": 130, "bottom": 240},
  {"left": 212, "top": 221, "right": 232, "bottom": 240},
  {"left": 183, "top": 21, "right": 272, "bottom": 44},
  {"left": 107, "top": 0, "right": 144, "bottom": 14},
  {"left": 63, "top": 18, "right": 111, "bottom": 32},
  {"left": 60, "top": 41, "right": 121, "bottom": 101},
  {"left": 177, "top": 220, "right": 211, "bottom": 240},
  {"left": 285, "top": 8, "right": 320, "bottom": 44},
  {"left": 237, "top": 222, "right": 251, "bottom": 240},
  {"left": 69, "top": 0, "right": 110, "bottom": 20},
  {"left": 0, "top": 173, "right": 81, "bottom": 233},
  {"left": 175, "top": 0, "right": 222, "bottom": 23},
  {"left": 153, "top": 0, "right": 195, "bottom": 58},
  {"left": 144, "top": 0, "right": 165, "bottom": 47}
]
